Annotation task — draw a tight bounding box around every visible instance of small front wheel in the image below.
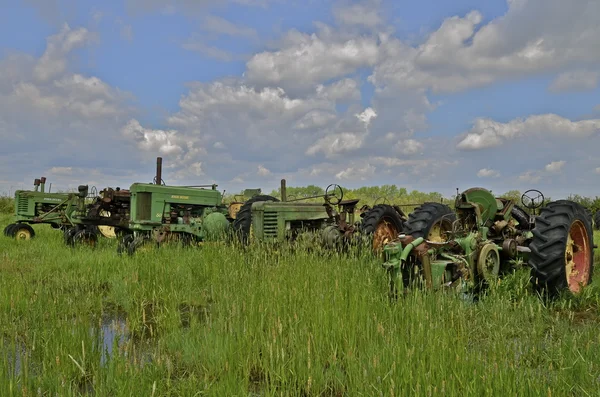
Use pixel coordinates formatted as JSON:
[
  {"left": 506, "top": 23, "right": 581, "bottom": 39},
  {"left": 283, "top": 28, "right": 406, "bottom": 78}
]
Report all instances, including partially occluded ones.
[{"left": 13, "top": 224, "right": 35, "bottom": 240}]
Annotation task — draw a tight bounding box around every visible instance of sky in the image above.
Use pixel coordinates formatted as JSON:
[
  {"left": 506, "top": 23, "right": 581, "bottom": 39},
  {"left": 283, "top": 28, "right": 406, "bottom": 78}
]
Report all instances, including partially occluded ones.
[{"left": 0, "top": 0, "right": 599, "bottom": 199}]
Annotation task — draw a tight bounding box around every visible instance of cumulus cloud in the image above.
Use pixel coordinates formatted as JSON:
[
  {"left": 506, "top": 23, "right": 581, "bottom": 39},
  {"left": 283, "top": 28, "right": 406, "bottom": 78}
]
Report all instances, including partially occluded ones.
[
  {"left": 369, "top": 1, "right": 600, "bottom": 94},
  {"left": 34, "top": 24, "right": 94, "bottom": 82},
  {"left": 306, "top": 132, "right": 365, "bottom": 158},
  {"left": 316, "top": 78, "right": 361, "bottom": 102},
  {"left": 122, "top": 119, "right": 184, "bottom": 155},
  {"left": 457, "top": 114, "right": 600, "bottom": 150},
  {"left": 545, "top": 160, "right": 566, "bottom": 173},
  {"left": 477, "top": 168, "right": 500, "bottom": 178},
  {"left": 335, "top": 163, "right": 376, "bottom": 181},
  {"left": 395, "top": 139, "right": 423, "bottom": 155},
  {"left": 245, "top": 29, "right": 378, "bottom": 93}
]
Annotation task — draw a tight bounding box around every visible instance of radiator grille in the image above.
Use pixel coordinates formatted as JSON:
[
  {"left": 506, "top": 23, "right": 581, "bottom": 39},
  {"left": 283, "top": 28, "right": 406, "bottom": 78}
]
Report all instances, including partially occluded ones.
[
  {"left": 263, "top": 211, "right": 278, "bottom": 238},
  {"left": 17, "top": 196, "right": 29, "bottom": 214}
]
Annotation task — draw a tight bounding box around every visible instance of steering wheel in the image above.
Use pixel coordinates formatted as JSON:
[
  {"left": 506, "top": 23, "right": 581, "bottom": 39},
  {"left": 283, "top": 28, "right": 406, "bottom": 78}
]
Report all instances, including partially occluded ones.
[
  {"left": 89, "top": 186, "right": 98, "bottom": 198},
  {"left": 153, "top": 177, "right": 166, "bottom": 185},
  {"left": 521, "top": 189, "right": 544, "bottom": 210},
  {"left": 324, "top": 184, "right": 343, "bottom": 205},
  {"left": 373, "top": 196, "right": 390, "bottom": 206}
]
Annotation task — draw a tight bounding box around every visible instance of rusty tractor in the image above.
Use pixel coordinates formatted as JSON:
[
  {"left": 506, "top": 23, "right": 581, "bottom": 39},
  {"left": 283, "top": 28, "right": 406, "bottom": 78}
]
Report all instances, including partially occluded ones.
[{"left": 382, "top": 187, "right": 594, "bottom": 298}]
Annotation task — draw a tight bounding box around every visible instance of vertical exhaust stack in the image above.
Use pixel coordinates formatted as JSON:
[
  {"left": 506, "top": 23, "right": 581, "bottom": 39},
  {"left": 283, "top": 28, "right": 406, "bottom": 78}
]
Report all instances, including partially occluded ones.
[
  {"left": 34, "top": 178, "right": 41, "bottom": 192},
  {"left": 40, "top": 177, "right": 46, "bottom": 193},
  {"left": 280, "top": 179, "right": 287, "bottom": 202},
  {"left": 156, "top": 157, "right": 163, "bottom": 185}
]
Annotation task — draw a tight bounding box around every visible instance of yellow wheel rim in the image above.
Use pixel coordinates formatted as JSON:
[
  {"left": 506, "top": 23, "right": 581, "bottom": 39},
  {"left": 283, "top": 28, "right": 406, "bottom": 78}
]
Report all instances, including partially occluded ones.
[
  {"left": 427, "top": 220, "right": 451, "bottom": 242},
  {"left": 98, "top": 210, "right": 116, "bottom": 239},
  {"left": 15, "top": 228, "right": 32, "bottom": 240}
]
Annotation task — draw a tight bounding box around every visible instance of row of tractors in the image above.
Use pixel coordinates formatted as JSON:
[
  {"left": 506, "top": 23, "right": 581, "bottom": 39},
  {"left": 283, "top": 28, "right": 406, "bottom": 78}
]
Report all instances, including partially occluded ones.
[{"left": 3, "top": 157, "right": 594, "bottom": 298}]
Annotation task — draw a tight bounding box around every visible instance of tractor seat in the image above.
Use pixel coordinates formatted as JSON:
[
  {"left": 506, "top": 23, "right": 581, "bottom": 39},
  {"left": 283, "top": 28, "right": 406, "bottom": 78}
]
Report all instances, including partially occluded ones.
[{"left": 339, "top": 199, "right": 360, "bottom": 206}]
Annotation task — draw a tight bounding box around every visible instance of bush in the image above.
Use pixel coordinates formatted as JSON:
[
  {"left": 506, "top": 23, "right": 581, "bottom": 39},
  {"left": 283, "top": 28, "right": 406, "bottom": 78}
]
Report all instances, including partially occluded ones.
[{"left": 0, "top": 196, "right": 13, "bottom": 214}]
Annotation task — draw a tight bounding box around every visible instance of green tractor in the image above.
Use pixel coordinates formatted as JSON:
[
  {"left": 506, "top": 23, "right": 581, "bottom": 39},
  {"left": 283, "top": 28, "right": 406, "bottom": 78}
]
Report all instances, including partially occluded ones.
[
  {"left": 2, "top": 174, "right": 132, "bottom": 245},
  {"left": 232, "top": 179, "right": 409, "bottom": 253},
  {"left": 3, "top": 177, "right": 76, "bottom": 240},
  {"left": 116, "top": 158, "right": 235, "bottom": 255},
  {"left": 383, "top": 188, "right": 593, "bottom": 297},
  {"left": 62, "top": 185, "right": 131, "bottom": 247}
]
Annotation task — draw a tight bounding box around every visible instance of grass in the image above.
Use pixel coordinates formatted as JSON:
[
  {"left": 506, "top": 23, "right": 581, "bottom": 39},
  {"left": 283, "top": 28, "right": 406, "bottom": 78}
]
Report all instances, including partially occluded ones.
[{"left": 1, "top": 214, "right": 600, "bottom": 396}]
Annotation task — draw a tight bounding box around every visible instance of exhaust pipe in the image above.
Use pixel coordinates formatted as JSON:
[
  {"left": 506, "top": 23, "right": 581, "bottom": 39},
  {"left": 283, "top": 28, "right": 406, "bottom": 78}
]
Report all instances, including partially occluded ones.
[
  {"left": 281, "top": 179, "right": 287, "bottom": 202},
  {"left": 156, "top": 157, "right": 162, "bottom": 185},
  {"left": 40, "top": 177, "right": 46, "bottom": 193},
  {"left": 34, "top": 178, "right": 41, "bottom": 192}
]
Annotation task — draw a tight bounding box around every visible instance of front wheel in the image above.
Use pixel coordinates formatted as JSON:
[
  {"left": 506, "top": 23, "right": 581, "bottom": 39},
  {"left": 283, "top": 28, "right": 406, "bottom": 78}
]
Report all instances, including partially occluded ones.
[
  {"left": 13, "top": 224, "right": 35, "bottom": 240},
  {"left": 529, "top": 200, "right": 593, "bottom": 296},
  {"left": 3, "top": 223, "right": 17, "bottom": 237}
]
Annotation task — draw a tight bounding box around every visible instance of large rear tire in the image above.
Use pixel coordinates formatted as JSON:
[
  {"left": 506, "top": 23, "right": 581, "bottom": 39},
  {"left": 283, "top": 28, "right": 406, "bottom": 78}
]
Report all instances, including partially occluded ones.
[
  {"left": 232, "top": 195, "right": 279, "bottom": 244},
  {"left": 593, "top": 210, "right": 600, "bottom": 230},
  {"left": 403, "top": 203, "right": 456, "bottom": 242},
  {"left": 360, "top": 204, "right": 405, "bottom": 253},
  {"left": 529, "top": 200, "right": 593, "bottom": 296}
]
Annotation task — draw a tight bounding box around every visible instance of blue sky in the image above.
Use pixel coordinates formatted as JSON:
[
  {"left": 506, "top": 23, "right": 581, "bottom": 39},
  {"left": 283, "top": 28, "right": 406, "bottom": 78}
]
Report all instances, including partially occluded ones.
[{"left": 1, "top": 0, "right": 599, "bottom": 198}]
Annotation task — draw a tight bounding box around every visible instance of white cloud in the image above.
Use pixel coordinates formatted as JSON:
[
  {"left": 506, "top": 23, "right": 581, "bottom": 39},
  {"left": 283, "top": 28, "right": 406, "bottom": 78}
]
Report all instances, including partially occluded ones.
[
  {"left": 395, "top": 139, "right": 423, "bottom": 155},
  {"left": 370, "top": 1, "right": 600, "bottom": 94},
  {"left": 518, "top": 171, "right": 541, "bottom": 184},
  {"left": 316, "top": 78, "right": 360, "bottom": 102},
  {"left": 306, "top": 132, "right": 364, "bottom": 157},
  {"left": 457, "top": 114, "right": 600, "bottom": 150},
  {"left": 257, "top": 165, "right": 271, "bottom": 176},
  {"left": 595, "top": 167, "right": 600, "bottom": 175},
  {"left": 121, "top": 119, "right": 184, "bottom": 155},
  {"left": 477, "top": 168, "right": 500, "bottom": 178},
  {"left": 213, "top": 141, "right": 226, "bottom": 149},
  {"left": 335, "top": 163, "right": 376, "bottom": 181},
  {"left": 545, "top": 160, "right": 565, "bottom": 173},
  {"left": 356, "top": 107, "right": 377, "bottom": 127},
  {"left": 34, "top": 24, "right": 94, "bottom": 82},
  {"left": 245, "top": 29, "right": 378, "bottom": 93},
  {"left": 549, "top": 71, "right": 599, "bottom": 92}
]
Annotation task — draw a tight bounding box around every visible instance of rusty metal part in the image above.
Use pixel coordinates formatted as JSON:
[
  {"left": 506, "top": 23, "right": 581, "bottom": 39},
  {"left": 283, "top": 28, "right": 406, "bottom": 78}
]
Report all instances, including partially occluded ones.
[
  {"left": 566, "top": 220, "right": 591, "bottom": 293},
  {"left": 280, "top": 179, "right": 287, "bottom": 202},
  {"left": 501, "top": 239, "right": 517, "bottom": 259},
  {"left": 372, "top": 219, "right": 401, "bottom": 251},
  {"left": 156, "top": 157, "right": 162, "bottom": 185}
]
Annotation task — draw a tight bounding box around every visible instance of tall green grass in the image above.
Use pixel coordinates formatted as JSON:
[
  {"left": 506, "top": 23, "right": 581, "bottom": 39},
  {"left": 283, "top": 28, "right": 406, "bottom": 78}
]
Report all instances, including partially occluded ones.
[{"left": 0, "top": 214, "right": 599, "bottom": 395}]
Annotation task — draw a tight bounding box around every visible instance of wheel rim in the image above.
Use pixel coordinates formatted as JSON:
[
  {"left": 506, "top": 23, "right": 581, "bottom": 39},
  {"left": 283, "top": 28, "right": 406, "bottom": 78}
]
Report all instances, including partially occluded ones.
[
  {"left": 565, "top": 220, "right": 591, "bottom": 293},
  {"left": 373, "top": 218, "right": 399, "bottom": 251},
  {"left": 98, "top": 210, "right": 116, "bottom": 239},
  {"left": 427, "top": 220, "right": 451, "bottom": 242},
  {"left": 477, "top": 244, "right": 500, "bottom": 281},
  {"left": 15, "top": 228, "right": 32, "bottom": 240}
]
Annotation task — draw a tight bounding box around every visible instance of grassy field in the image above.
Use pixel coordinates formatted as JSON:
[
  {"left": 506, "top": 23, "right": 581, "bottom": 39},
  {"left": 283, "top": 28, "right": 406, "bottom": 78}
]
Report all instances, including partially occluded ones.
[{"left": 1, "top": 214, "right": 600, "bottom": 396}]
